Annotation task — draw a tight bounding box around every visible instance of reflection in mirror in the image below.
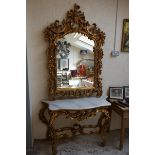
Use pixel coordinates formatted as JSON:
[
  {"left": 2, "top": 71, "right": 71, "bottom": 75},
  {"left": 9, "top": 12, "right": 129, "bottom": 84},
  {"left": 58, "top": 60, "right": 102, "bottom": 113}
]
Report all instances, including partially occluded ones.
[{"left": 56, "top": 33, "right": 94, "bottom": 89}]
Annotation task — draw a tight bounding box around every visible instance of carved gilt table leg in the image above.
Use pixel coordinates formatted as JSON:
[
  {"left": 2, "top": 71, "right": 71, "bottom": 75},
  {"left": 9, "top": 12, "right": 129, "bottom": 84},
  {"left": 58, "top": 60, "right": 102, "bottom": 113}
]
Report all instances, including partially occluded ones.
[
  {"left": 98, "top": 108, "right": 110, "bottom": 146},
  {"left": 107, "top": 107, "right": 112, "bottom": 132},
  {"left": 39, "top": 102, "right": 51, "bottom": 139},
  {"left": 49, "top": 111, "right": 59, "bottom": 155}
]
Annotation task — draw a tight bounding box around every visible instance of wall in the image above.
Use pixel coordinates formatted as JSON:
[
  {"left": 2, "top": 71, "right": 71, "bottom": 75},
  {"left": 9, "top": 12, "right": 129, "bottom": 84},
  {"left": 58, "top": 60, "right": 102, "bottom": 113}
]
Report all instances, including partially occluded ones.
[
  {"left": 68, "top": 46, "right": 94, "bottom": 70},
  {"left": 27, "top": 0, "right": 129, "bottom": 139},
  {"left": 69, "top": 46, "right": 81, "bottom": 70},
  {"left": 26, "top": 55, "right": 33, "bottom": 148}
]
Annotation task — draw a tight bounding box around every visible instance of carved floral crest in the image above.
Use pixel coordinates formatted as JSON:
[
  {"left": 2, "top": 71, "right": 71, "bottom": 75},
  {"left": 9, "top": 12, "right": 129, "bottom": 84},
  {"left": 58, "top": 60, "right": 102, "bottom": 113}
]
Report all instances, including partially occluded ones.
[{"left": 44, "top": 4, "right": 106, "bottom": 100}]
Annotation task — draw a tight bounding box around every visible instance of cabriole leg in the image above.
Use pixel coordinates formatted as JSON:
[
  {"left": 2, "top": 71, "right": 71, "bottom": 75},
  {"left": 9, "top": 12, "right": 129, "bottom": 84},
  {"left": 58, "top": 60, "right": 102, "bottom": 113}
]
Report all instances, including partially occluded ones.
[
  {"left": 98, "top": 109, "right": 110, "bottom": 146},
  {"left": 49, "top": 111, "right": 58, "bottom": 155}
]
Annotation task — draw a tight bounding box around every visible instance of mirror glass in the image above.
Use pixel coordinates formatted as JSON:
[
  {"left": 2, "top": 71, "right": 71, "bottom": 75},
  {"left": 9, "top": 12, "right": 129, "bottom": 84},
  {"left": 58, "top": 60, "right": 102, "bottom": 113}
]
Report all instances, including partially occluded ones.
[{"left": 56, "top": 33, "right": 94, "bottom": 88}]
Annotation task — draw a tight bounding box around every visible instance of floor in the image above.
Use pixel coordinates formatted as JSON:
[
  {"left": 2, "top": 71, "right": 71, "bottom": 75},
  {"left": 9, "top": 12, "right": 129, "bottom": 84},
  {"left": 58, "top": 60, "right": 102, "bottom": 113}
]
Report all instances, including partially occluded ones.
[{"left": 27, "top": 129, "right": 129, "bottom": 155}]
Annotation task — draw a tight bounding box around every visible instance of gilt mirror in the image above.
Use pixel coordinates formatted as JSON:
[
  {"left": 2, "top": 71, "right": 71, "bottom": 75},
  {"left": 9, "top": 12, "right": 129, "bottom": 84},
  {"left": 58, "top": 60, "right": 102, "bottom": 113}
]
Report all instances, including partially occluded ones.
[{"left": 44, "top": 4, "right": 105, "bottom": 100}]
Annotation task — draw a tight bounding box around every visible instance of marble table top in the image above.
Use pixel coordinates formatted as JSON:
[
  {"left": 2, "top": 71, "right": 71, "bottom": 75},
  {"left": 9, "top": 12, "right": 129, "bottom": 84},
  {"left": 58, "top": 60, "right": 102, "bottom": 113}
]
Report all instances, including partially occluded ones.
[{"left": 42, "top": 96, "right": 111, "bottom": 111}]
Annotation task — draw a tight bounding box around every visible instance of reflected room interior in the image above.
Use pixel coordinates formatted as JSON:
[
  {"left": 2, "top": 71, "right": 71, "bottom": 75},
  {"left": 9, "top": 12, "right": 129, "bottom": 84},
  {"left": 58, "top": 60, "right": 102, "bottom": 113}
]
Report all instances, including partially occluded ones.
[{"left": 56, "top": 33, "right": 94, "bottom": 88}]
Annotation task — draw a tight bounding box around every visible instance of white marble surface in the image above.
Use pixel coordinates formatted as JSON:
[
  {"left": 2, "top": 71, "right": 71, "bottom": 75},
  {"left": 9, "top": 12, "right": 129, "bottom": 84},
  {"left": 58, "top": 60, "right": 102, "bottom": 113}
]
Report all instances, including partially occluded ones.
[{"left": 42, "top": 96, "right": 111, "bottom": 111}]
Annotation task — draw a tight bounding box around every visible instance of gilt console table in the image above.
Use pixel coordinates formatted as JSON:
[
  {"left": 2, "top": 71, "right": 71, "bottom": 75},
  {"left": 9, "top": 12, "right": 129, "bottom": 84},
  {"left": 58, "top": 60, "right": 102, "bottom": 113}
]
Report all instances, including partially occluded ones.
[{"left": 39, "top": 96, "right": 111, "bottom": 155}]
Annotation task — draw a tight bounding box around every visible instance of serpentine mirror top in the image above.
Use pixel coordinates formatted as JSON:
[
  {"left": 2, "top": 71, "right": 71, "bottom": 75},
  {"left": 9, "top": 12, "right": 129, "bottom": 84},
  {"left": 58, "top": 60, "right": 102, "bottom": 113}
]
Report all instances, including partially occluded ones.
[
  {"left": 56, "top": 33, "right": 94, "bottom": 89},
  {"left": 44, "top": 4, "right": 105, "bottom": 100}
]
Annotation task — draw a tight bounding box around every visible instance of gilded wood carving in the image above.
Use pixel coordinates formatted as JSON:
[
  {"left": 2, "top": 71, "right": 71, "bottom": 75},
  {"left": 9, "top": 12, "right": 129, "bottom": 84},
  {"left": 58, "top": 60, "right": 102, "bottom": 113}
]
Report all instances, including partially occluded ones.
[
  {"left": 39, "top": 102, "right": 111, "bottom": 155},
  {"left": 48, "top": 107, "right": 110, "bottom": 155},
  {"left": 44, "top": 4, "right": 106, "bottom": 100},
  {"left": 39, "top": 102, "right": 111, "bottom": 140}
]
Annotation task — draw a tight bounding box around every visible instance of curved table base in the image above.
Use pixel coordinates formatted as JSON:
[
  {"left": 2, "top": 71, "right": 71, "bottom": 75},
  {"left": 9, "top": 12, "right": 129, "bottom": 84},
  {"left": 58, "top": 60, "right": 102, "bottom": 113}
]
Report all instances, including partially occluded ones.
[{"left": 39, "top": 103, "right": 111, "bottom": 155}]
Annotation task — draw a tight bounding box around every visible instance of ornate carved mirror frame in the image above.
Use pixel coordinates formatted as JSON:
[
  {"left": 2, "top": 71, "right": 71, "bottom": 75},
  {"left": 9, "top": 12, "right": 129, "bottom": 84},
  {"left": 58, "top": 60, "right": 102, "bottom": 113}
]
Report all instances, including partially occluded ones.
[{"left": 44, "top": 4, "right": 106, "bottom": 100}]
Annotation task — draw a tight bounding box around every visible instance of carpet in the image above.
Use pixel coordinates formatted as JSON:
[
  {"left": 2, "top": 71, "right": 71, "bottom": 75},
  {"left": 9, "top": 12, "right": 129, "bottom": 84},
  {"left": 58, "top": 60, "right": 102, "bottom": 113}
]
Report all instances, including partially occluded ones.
[{"left": 28, "top": 130, "right": 129, "bottom": 155}]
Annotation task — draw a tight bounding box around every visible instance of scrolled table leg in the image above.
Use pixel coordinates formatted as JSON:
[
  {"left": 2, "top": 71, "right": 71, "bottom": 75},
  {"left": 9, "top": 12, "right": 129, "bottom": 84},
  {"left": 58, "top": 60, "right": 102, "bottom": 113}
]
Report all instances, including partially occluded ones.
[
  {"left": 98, "top": 108, "right": 110, "bottom": 146},
  {"left": 39, "top": 102, "right": 51, "bottom": 139},
  {"left": 39, "top": 102, "right": 49, "bottom": 124},
  {"left": 49, "top": 111, "right": 59, "bottom": 155}
]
